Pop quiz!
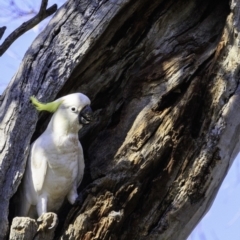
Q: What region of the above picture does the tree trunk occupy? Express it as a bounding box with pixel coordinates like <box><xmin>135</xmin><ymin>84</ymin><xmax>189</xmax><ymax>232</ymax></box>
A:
<box><xmin>1</xmin><ymin>0</ymin><xmax>240</xmax><ymax>239</ymax></box>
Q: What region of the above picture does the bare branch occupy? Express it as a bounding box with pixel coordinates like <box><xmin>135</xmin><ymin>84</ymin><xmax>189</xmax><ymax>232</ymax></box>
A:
<box><xmin>0</xmin><ymin>27</ymin><xmax>6</xmax><ymax>40</ymax></box>
<box><xmin>0</xmin><ymin>0</ymin><xmax>57</xmax><ymax>57</ymax></box>
<box><xmin>39</xmin><ymin>0</ymin><xmax>48</xmax><ymax>14</ymax></box>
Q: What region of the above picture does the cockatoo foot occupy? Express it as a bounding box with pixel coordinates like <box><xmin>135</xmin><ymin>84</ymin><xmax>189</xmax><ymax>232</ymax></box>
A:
<box><xmin>37</xmin><ymin>212</ymin><xmax>58</xmax><ymax>231</ymax></box>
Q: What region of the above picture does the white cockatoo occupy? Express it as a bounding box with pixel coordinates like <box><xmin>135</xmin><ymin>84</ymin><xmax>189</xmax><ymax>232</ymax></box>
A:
<box><xmin>18</xmin><ymin>93</ymin><xmax>93</xmax><ymax>218</ymax></box>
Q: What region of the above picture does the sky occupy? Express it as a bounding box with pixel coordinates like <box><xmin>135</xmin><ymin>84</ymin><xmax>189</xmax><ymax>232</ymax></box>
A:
<box><xmin>0</xmin><ymin>1</ymin><xmax>240</xmax><ymax>239</ymax></box>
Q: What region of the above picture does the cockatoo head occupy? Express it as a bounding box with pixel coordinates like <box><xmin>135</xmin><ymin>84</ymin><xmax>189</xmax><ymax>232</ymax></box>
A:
<box><xmin>30</xmin><ymin>93</ymin><xmax>93</xmax><ymax>133</ymax></box>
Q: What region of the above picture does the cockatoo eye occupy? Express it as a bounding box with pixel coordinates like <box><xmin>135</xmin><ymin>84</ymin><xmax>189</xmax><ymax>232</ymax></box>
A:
<box><xmin>71</xmin><ymin>107</ymin><xmax>77</xmax><ymax>112</ymax></box>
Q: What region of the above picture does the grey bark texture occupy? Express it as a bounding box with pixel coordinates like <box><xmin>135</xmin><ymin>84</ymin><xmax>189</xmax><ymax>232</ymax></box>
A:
<box><xmin>0</xmin><ymin>0</ymin><xmax>240</xmax><ymax>239</ymax></box>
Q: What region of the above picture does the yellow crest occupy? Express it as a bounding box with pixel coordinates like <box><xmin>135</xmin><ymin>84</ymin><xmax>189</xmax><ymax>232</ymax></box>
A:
<box><xmin>30</xmin><ymin>96</ymin><xmax>62</xmax><ymax>113</ymax></box>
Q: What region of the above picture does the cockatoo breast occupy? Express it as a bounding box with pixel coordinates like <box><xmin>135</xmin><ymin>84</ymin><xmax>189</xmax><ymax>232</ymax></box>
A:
<box><xmin>37</xmin><ymin>132</ymin><xmax>82</xmax><ymax>202</ymax></box>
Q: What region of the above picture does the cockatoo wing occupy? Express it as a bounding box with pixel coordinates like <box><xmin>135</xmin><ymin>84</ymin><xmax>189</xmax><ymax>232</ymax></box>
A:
<box><xmin>30</xmin><ymin>138</ymin><xmax>48</xmax><ymax>193</ymax></box>
<box><xmin>77</xmin><ymin>142</ymin><xmax>85</xmax><ymax>186</ymax></box>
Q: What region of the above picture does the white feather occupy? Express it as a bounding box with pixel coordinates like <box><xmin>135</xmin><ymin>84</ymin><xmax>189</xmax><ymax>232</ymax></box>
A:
<box><xmin>18</xmin><ymin>93</ymin><xmax>91</xmax><ymax>217</ymax></box>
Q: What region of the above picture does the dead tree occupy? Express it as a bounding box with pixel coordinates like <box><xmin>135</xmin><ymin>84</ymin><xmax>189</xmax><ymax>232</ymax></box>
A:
<box><xmin>1</xmin><ymin>0</ymin><xmax>240</xmax><ymax>239</ymax></box>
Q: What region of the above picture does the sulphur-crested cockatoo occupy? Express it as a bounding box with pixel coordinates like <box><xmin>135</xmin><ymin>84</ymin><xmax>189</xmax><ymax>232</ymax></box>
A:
<box><xmin>18</xmin><ymin>93</ymin><xmax>93</xmax><ymax>218</ymax></box>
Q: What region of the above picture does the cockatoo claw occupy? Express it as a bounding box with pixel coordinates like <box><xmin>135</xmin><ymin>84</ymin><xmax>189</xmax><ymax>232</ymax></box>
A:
<box><xmin>37</xmin><ymin>212</ymin><xmax>58</xmax><ymax>232</ymax></box>
<box><xmin>48</xmin><ymin>214</ymin><xmax>58</xmax><ymax>229</ymax></box>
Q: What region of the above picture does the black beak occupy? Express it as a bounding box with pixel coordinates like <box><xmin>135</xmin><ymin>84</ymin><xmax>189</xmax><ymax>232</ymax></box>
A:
<box><xmin>79</xmin><ymin>106</ymin><xmax>93</xmax><ymax>125</ymax></box>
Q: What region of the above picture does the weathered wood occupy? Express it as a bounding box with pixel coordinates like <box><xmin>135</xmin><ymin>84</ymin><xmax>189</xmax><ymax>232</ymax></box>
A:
<box><xmin>0</xmin><ymin>0</ymin><xmax>129</xmax><ymax>237</ymax></box>
<box><xmin>9</xmin><ymin>213</ymin><xmax>58</xmax><ymax>240</ymax></box>
<box><xmin>1</xmin><ymin>0</ymin><xmax>240</xmax><ymax>239</ymax></box>
<box><xmin>9</xmin><ymin>217</ymin><xmax>37</xmax><ymax>240</ymax></box>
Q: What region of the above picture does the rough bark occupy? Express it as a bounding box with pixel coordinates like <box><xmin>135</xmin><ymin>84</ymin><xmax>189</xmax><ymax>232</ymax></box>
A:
<box><xmin>9</xmin><ymin>217</ymin><xmax>38</xmax><ymax>240</ymax></box>
<box><xmin>9</xmin><ymin>213</ymin><xmax>58</xmax><ymax>240</ymax></box>
<box><xmin>0</xmin><ymin>0</ymin><xmax>240</xmax><ymax>239</ymax></box>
